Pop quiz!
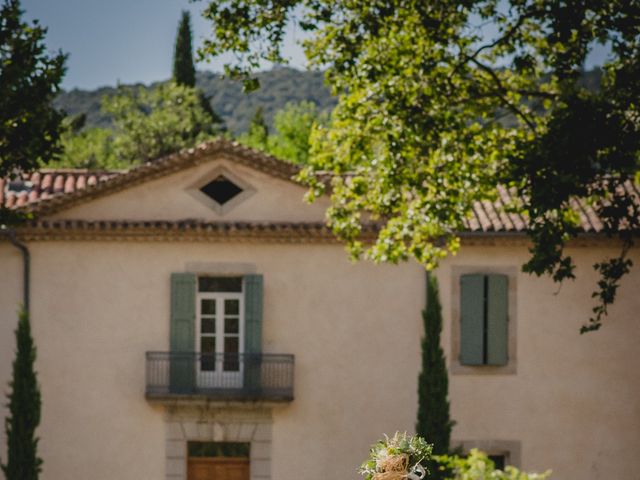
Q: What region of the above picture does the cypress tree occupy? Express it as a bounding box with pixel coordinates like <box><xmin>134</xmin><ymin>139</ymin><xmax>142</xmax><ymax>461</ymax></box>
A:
<box><xmin>173</xmin><ymin>10</ymin><xmax>196</xmax><ymax>87</ymax></box>
<box><xmin>416</xmin><ymin>273</ymin><xmax>453</xmax><ymax>472</ymax></box>
<box><xmin>172</xmin><ymin>11</ymin><xmax>224</xmax><ymax>132</ymax></box>
<box><xmin>2</xmin><ymin>310</ymin><xmax>42</xmax><ymax>480</ymax></box>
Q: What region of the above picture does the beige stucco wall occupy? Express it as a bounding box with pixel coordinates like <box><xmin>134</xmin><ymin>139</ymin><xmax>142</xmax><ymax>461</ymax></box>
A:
<box><xmin>437</xmin><ymin>245</ymin><xmax>640</xmax><ymax>479</ymax></box>
<box><xmin>50</xmin><ymin>155</ymin><xmax>331</xmax><ymax>223</ymax></box>
<box><xmin>0</xmin><ymin>240</ymin><xmax>425</xmax><ymax>480</ymax></box>
<box><xmin>1</xmin><ymin>239</ymin><xmax>638</xmax><ymax>480</ymax></box>
<box><xmin>1</xmin><ymin>157</ymin><xmax>638</xmax><ymax>480</ymax></box>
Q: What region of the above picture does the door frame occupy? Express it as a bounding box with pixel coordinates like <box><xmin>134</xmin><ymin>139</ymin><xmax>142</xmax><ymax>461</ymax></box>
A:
<box><xmin>195</xmin><ymin>292</ymin><xmax>245</xmax><ymax>388</ymax></box>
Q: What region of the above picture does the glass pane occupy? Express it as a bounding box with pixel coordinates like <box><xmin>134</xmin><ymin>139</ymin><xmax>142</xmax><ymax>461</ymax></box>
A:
<box><xmin>224</xmin><ymin>299</ymin><xmax>239</xmax><ymax>315</ymax></box>
<box><xmin>489</xmin><ymin>455</ymin><xmax>506</xmax><ymax>470</ymax></box>
<box><xmin>201</xmin><ymin>317</ymin><xmax>215</xmax><ymax>334</ymax></box>
<box><xmin>201</xmin><ymin>299</ymin><xmax>216</xmax><ymax>315</ymax></box>
<box><xmin>198</xmin><ymin>277</ymin><xmax>242</xmax><ymax>292</ymax></box>
<box><xmin>200</xmin><ymin>337</ymin><xmax>216</xmax><ymax>371</ymax></box>
<box><xmin>224</xmin><ymin>336</ymin><xmax>238</xmax><ymax>354</ymax></box>
<box><xmin>188</xmin><ymin>442</ymin><xmax>250</xmax><ymax>458</ymax></box>
<box><xmin>224</xmin><ymin>317</ymin><xmax>239</xmax><ymax>334</ymax></box>
<box><xmin>223</xmin><ymin>337</ymin><xmax>239</xmax><ymax>371</ymax></box>
<box><xmin>201</xmin><ymin>337</ymin><xmax>216</xmax><ymax>353</ymax></box>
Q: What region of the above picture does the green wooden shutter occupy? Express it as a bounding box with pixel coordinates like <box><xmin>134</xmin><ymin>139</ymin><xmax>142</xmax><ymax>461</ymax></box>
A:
<box><xmin>243</xmin><ymin>274</ymin><xmax>263</xmax><ymax>394</ymax></box>
<box><xmin>170</xmin><ymin>272</ymin><xmax>196</xmax><ymax>393</ymax></box>
<box><xmin>244</xmin><ymin>274</ymin><xmax>264</xmax><ymax>353</ymax></box>
<box><xmin>460</xmin><ymin>274</ymin><xmax>485</xmax><ymax>365</ymax></box>
<box><xmin>486</xmin><ymin>274</ymin><xmax>508</xmax><ymax>365</ymax></box>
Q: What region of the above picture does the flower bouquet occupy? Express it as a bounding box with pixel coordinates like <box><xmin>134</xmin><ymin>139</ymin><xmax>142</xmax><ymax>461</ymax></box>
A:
<box><xmin>360</xmin><ymin>432</ymin><xmax>433</xmax><ymax>480</ymax></box>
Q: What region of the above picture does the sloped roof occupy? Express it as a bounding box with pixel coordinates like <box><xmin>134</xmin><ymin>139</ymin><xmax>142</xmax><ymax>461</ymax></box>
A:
<box><xmin>1</xmin><ymin>139</ymin><xmax>300</xmax><ymax>216</ymax></box>
<box><xmin>2</xmin><ymin>139</ymin><xmax>639</xmax><ymax>234</ymax></box>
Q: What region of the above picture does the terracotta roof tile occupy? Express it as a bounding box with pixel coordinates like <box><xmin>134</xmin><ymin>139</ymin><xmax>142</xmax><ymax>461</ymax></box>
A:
<box><xmin>2</xmin><ymin>139</ymin><xmax>639</xmax><ymax>236</ymax></box>
<box><xmin>1</xmin><ymin>169</ymin><xmax>119</xmax><ymax>212</ymax></box>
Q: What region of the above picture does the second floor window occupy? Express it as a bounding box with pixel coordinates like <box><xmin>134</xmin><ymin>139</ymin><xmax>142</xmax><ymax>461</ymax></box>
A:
<box><xmin>459</xmin><ymin>273</ymin><xmax>508</xmax><ymax>366</ymax></box>
<box><xmin>197</xmin><ymin>277</ymin><xmax>244</xmax><ymax>386</ymax></box>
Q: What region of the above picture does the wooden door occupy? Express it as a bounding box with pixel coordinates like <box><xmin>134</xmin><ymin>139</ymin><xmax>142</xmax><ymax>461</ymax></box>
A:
<box><xmin>188</xmin><ymin>457</ymin><xmax>250</xmax><ymax>480</ymax></box>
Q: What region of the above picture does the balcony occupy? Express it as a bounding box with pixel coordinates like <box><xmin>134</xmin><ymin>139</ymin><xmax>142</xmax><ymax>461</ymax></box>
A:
<box><xmin>145</xmin><ymin>352</ymin><xmax>294</xmax><ymax>402</ymax></box>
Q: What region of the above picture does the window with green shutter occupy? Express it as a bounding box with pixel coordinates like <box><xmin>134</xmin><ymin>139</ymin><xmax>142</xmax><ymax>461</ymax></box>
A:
<box><xmin>170</xmin><ymin>273</ymin><xmax>264</xmax><ymax>392</ymax></box>
<box><xmin>460</xmin><ymin>273</ymin><xmax>508</xmax><ymax>366</ymax></box>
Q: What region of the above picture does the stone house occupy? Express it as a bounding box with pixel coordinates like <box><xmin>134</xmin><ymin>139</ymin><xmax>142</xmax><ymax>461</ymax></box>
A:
<box><xmin>1</xmin><ymin>140</ymin><xmax>638</xmax><ymax>480</ymax></box>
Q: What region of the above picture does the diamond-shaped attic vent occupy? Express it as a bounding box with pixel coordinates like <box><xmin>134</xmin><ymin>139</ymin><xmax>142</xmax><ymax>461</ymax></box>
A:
<box><xmin>200</xmin><ymin>175</ymin><xmax>243</xmax><ymax>205</ymax></box>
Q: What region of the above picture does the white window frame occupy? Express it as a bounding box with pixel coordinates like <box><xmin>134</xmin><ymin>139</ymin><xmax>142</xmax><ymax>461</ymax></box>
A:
<box><xmin>195</xmin><ymin>291</ymin><xmax>245</xmax><ymax>388</ymax></box>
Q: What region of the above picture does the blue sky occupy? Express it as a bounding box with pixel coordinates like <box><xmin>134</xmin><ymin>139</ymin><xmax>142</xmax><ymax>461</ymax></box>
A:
<box><xmin>22</xmin><ymin>1</ymin><xmax>609</xmax><ymax>91</ymax></box>
<box><xmin>22</xmin><ymin>0</ymin><xmax>309</xmax><ymax>90</ymax></box>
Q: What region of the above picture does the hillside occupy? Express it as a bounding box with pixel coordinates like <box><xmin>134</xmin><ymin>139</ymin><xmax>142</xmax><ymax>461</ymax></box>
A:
<box><xmin>53</xmin><ymin>68</ymin><xmax>601</xmax><ymax>135</ymax></box>
<box><xmin>53</xmin><ymin>67</ymin><xmax>337</xmax><ymax>135</ymax></box>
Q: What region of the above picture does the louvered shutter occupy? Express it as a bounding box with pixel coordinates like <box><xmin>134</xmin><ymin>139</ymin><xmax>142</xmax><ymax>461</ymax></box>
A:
<box><xmin>170</xmin><ymin>272</ymin><xmax>196</xmax><ymax>393</ymax></box>
<box><xmin>243</xmin><ymin>274</ymin><xmax>263</xmax><ymax>393</ymax></box>
<box><xmin>486</xmin><ymin>274</ymin><xmax>508</xmax><ymax>365</ymax></box>
<box><xmin>460</xmin><ymin>274</ymin><xmax>485</xmax><ymax>365</ymax></box>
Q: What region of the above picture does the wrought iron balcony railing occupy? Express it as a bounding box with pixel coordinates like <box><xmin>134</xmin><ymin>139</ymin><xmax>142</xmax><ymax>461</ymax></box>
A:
<box><xmin>145</xmin><ymin>352</ymin><xmax>294</xmax><ymax>401</ymax></box>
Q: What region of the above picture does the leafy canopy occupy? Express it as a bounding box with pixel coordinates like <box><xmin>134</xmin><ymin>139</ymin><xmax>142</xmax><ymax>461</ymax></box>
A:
<box><xmin>436</xmin><ymin>449</ymin><xmax>550</xmax><ymax>480</ymax></box>
<box><xmin>238</xmin><ymin>101</ymin><xmax>327</xmax><ymax>164</ymax></box>
<box><xmin>49</xmin><ymin>125</ymin><xmax>121</xmax><ymax>170</ymax></box>
<box><xmin>0</xmin><ymin>0</ymin><xmax>66</xmax><ymax>225</ymax></box>
<box><xmin>101</xmin><ymin>82</ymin><xmax>218</xmax><ymax>165</ymax></box>
<box><xmin>198</xmin><ymin>0</ymin><xmax>640</xmax><ymax>332</ymax></box>
<box><xmin>0</xmin><ymin>0</ymin><xmax>66</xmax><ymax>178</ymax></box>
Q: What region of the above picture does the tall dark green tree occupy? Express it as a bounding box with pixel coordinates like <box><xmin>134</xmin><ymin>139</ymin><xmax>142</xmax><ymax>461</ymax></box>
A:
<box><xmin>1</xmin><ymin>310</ymin><xmax>42</xmax><ymax>480</ymax></box>
<box><xmin>416</xmin><ymin>274</ymin><xmax>453</xmax><ymax>471</ymax></box>
<box><xmin>172</xmin><ymin>10</ymin><xmax>224</xmax><ymax>131</ymax></box>
<box><xmin>0</xmin><ymin>0</ymin><xmax>66</xmax><ymax>179</ymax></box>
<box><xmin>172</xmin><ymin>10</ymin><xmax>196</xmax><ymax>88</ymax></box>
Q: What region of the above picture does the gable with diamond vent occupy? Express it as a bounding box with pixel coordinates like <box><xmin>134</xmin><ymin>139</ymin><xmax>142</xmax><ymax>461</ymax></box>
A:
<box><xmin>44</xmin><ymin>151</ymin><xmax>330</xmax><ymax>224</ymax></box>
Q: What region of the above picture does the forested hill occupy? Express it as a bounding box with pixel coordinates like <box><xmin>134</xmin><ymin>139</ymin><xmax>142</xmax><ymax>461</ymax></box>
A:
<box><xmin>54</xmin><ymin>67</ymin><xmax>601</xmax><ymax>135</ymax></box>
<box><xmin>53</xmin><ymin>67</ymin><xmax>337</xmax><ymax>134</ymax></box>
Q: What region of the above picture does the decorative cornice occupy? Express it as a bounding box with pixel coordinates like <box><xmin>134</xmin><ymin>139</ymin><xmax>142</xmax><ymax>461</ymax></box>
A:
<box><xmin>9</xmin><ymin>219</ymin><xmax>365</xmax><ymax>244</ymax></box>
<box><xmin>3</xmin><ymin>219</ymin><xmax>630</xmax><ymax>248</ymax></box>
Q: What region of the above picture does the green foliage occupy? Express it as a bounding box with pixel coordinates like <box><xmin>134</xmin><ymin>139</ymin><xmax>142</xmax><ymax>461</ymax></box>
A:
<box><xmin>49</xmin><ymin>127</ymin><xmax>124</xmax><ymax>170</ymax></box>
<box><xmin>172</xmin><ymin>11</ymin><xmax>225</xmax><ymax>131</ymax></box>
<box><xmin>417</xmin><ymin>274</ymin><xmax>453</xmax><ymax>478</ymax></box>
<box><xmin>1</xmin><ymin>310</ymin><xmax>42</xmax><ymax>480</ymax></box>
<box><xmin>200</xmin><ymin>0</ymin><xmax>640</xmax><ymax>332</ymax></box>
<box><xmin>436</xmin><ymin>449</ymin><xmax>550</xmax><ymax>480</ymax></box>
<box><xmin>173</xmin><ymin>11</ymin><xmax>196</xmax><ymax>87</ymax></box>
<box><xmin>360</xmin><ymin>432</ymin><xmax>433</xmax><ymax>480</ymax></box>
<box><xmin>0</xmin><ymin>0</ymin><xmax>66</xmax><ymax>178</ymax></box>
<box><xmin>53</xmin><ymin>68</ymin><xmax>337</xmax><ymax>135</ymax></box>
<box><xmin>238</xmin><ymin>101</ymin><xmax>327</xmax><ymax>164</ymax></box>
<box><xmin>102</xmin><ymin>82</ymin><xmax>217</xmax><ymax>164</ymax></box>
<box><xmin>269</xmin><ymin>101</ymin><xmax>327</xmax><ymax>164</ymax></box>
<box><xmin>239</xmin><ymin>106</ymin><xmax>269</xmax><ymax>151</ymax></box>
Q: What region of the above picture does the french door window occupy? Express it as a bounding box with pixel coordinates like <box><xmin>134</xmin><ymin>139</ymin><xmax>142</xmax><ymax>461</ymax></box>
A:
<box><xmin>196</xmin><ymin>277</ymin><xmax>244</xmax><ymax>388</ymax></box>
